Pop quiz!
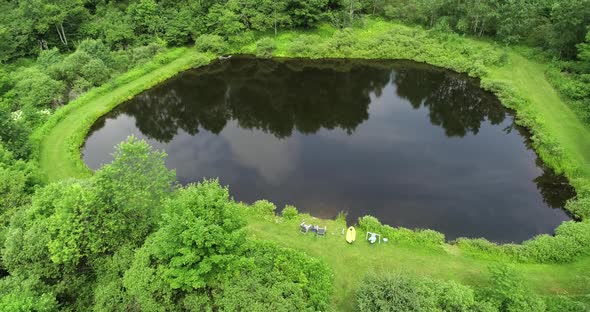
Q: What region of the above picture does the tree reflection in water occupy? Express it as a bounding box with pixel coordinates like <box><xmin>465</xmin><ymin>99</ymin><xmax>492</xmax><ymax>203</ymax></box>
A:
<box><xmin>85</xmin><ymin>58</ymin><xmax>575</xmax><ymax>242</ymax></box>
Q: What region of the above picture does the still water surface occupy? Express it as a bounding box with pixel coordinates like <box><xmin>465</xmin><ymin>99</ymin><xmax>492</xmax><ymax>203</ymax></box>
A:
<box><xmin>83</xmin><ymin>58</ymin><xmax>575</xmax><ymax>242</ymax></box>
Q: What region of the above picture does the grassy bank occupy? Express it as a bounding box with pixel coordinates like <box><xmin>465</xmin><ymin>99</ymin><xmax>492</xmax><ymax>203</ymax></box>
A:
<box><xmin>33</xmin><ymin>19</ymin><xmax>590</xmax><ymax>309</ymax></box>
<box><xmin>243</xmin><ymin>209</ymin><xmax>590</xmax><ymax>311</ymax></box>
<box><xmin>32</xmin><ymin>48</ymin><xmax>214</xmax><ymax>182</ymax></box>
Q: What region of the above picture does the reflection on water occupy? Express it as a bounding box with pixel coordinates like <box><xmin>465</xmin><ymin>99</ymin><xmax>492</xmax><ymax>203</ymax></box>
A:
<box><xmin>83</xmin><ymin>58</ymin><xmax>575</xmax><ymax>242</ymax></box>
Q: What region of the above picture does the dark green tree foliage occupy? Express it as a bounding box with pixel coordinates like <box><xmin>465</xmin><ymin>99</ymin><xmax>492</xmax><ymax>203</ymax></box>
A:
<box><xmin>486</xmin><ymin>264</ymin><xmax>546</xmax><ymax>312</ymax></box>
<box><xmin>3</xmin><ymin>137</ymin><xmax>175</xmax><ymax>308</ymax></box>
<box><xmin>0</xmin><ymin>108</ymin><xmax>32</xmax><ymax>159</ymax></box>
<box><xmin>120</xmin><ymin>179</ymin><xmax>332</xmax><ymax>311</ymax></box>
<box><xmin>214</xmin><ymin>241</ymin><xmax>332</xmax><ymax>311</ymax></box>
<box><xmin>123</xmin><ymin>179</ymin><xmax>246</xmax><ymax>309</ymax></box>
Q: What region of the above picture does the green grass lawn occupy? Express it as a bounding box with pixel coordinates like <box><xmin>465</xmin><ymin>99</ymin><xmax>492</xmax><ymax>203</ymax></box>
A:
<box><xmin>245</xmin><ymin>213</ymin><xmax>590</xmax><ymax>311</ymax></box>
<box><xmin>490</xmin><ymin>52</ymin><xmax>590</xmax><ymax>179</ymax></box>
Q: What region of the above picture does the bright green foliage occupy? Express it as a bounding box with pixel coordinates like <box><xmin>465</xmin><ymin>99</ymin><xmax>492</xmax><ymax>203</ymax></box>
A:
<box><xmin>124</xmin><ymin>180</ymin><xmax>246</xmax><ymax>309</ymax></box>
<box><xmin>486</xmin><ymin>264</ymin><xmax>546</xmax><ymax>312</ymax></box>
<box><xmin>205</xmin><ymin>4</ymin><xmax>245</xmax><ymax>38</ymax></box>
<box><xmin>356</xmin><ymin>273</ymin><xmax>422</xmax><ymax>311</ymax></box>
<box><xmin>281</xmin><ymin>205</ymin><xmax>298</xmax><ymax>220</ymax></box>
<box><xmin>215</xmin><ymin>241</ymin><xmax>333</xmax><ymax>311</ymax></box>
<box><xmin>90</xmin><ymin>246</ymin><xmax>136</xmax><ymax>312</ymax></box>
<box><xmin>250</xmin><ymin>199</ymin><xmax>277</xmax><ymax>216</ymax></box>
<box><xmin>11</xmin><ymin>68</ymin><xmax>64</xmax><ymax>109</ymax></box>
<box><xmin>358</xmin><ymin>215</ymin><xmax>445</xmax><ymax>247</ymax></box>
<box><xmin>567</xmin><ymin>197</ymin><xmax>590</xmax><ymax>219</ymax></box>
<box><xmin>195</xmin><ymin>34</ymin><xmax>229</xmax><ymax>54</ymax></box>
<box><xmin>0</xmin><ymin>108</ymin><xmax>31</xmax><ymax>159</ymax></box>
<box><xmin>255</xmin><ymin>37</ymin><xmax>277</xmax><ymax>58</ymax></box>
<box><xmin>80</xmin><ymin>5</ymin><xmax>135</xmax><ymax>49</ymax></box>
<box><xmin>356</xmin><ymin>273</ymin><xmax>478</xmax><ymax>312</ymax></box>
<box><xmin>0</xmin><ymin>276</ymin><xmax>58</xmax><ymax>312</ymax></box>
<box><xmin>519</xmin><ymin>221</ymin><xmax>590</xmax><ymax>263</ymax></box>
<box><xmin>40</xmin><ymin>137</ymin><xmax>174</xmax><ymax>265</ymax></box>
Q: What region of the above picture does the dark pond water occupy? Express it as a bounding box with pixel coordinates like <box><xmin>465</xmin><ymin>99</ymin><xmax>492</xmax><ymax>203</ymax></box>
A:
<box><xmin>83</xmin><ymin>57</ymin><xmax>575</xmax><ymax>243</ymax></box>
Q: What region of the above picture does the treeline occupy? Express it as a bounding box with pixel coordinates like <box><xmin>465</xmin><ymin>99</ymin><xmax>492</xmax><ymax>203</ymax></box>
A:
<box><xmin>2</xmin><ymin>0</ymin><xmax>590</xmax><ymax>59</ymax></box>
<box><xmin>2</xmin><ymin>0</ymin><xmax>590</xmax><ymax>131</ymax></box>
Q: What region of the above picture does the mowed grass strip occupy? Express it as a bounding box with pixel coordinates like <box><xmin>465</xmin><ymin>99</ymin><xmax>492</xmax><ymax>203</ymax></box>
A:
<box><xmin>491</xmin><ymin>52</ymin><xmax>590</xmax><ymax>178</ymax></box>
<box><xmin>37</xmin><ymin>48</ymin><xmax>213</xmax><ymax>181</ymax></box>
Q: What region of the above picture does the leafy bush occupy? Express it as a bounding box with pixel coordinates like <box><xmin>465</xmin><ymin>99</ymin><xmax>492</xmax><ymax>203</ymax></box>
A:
<box><xmin>215</xmin><ymin>241</ymin><xmax>333</xmax><ymax>311</ymax></box>
<box><xmin>0</xmin><ymin>276</ymin><xmax>58</xmax><ymax>312</ymax></box>
<box><xmin>486</xmin><ymin>264</ymin><xmax>546</xmax><ymax>312</ymax></box>
<box><xmin>544</xmin><ymin>296</ymin><xmax>589</xmax><ymax>312</ymax></box>
<box><xmin>358</xmin><ymin>215</ymin><xmax>445</xmax><ymax>247</ymax></box>
<box><xmin>358</xmin><ymin>215</ymin><xmax>382</xmax><ymax>232</ymax></box>
<box><xmin>281</xmin><ymin>205</ymin><xmax>298</xmax><ymax>220</ymax></box>
<box><xmin>255</xmin><ymin>38</ymin><xmax>276</xmax><ymax>58</ymax></box>
<box><xmin>357</xmin><ymin>273</ymin><xmax>478</xmax><ymax>312</ymax></box>
<box><xmin>11</xmin><ymin>68</ymin><xmax>65</xmax><ymax>109</ymax></box>
<box><xmin>518</xmin><ymin>221</ymin><xmax>590</xmax><ymax>263</ymax></box>
<box><xmin>357</xmin><ymin>273</ymin><xmax>422</xmax><ymax>311</ymax></box>
<box><xmin>195</xmin><ymin>34</ymin><xmax>229</xmax><ymax>54</ymax></box>
<box><xmin>250</xmin><ymin>200</ymin><xmax>277</xmax><ymax>216</ymax></box>
<box><xmin>566</xmin><ymin>197</ymin><xmax>590</xmax><ymax>219</ymax></box>
<box><xmin>0</xmin><ymin>108</ymin><xmax>31</xmax><ymax>159</ymax></box>
<box><xmin>286</xmin><ymin>35</ymin><xmax>324</xmax><ymax>57</ymax></box>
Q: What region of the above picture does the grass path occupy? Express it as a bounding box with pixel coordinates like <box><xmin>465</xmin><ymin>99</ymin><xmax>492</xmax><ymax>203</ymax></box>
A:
<box><xmin>490</xmin><ymin>53</ymin><xmax>590</xmax><ymax>178</ymax></box>
<box><xmin>246</xmin><ymin>215</ymin><xmax>590</xmax><ymax>311</ymax></box>
<box><xmin>37</xmin><ymin>48</ymin><xmax>211</xmax><ymax>182</ymax></box>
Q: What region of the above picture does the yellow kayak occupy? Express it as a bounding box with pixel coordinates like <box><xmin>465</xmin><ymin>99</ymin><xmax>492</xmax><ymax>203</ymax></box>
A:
<box><xmin>346</xmin><ymin>226</ymin><xmax>356</xmax><ymax>244</ymax></box>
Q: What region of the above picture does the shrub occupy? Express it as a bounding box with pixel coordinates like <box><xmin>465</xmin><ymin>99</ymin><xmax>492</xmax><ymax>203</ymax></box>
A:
<box><xmin>357</xmin><ymin>273</ymin><xmax>421</xmax><ymax>312</ymax></box>
<box><xmin>566</xmin><ymin>197</ymin><xmax>590</xmax><ymax>219</ymax></box>
<box><xmin>195</xmin><ymin>34</ymin><xmax>229</xmax><ymax>54</ymax></box>
<box><xmin>518</xmin><ymin>221</ymin><xmax>590</xmax><ymax>263</ymax></box>
<box><xmin>487</xmin><ymin>264</ymin><xmax>546</xmax><ymax>312</ymax></box>
<box><xmin>544</xmin><ymin>296</ymin><xmax>589</xmax><ymax>312</ymax></box>
<box><xmin>281</xmin><ymin>205</ymin><xmax>298</xmax><ymax>220</ymax></box>
<box><xmin>455</xmin><ymin>238</ymin><xmax>508</xmax><ymax>259</ymax></box>
<box><xmin>357</xmin><ymin>273</ymin><xmax>477</xmax><ymax>312</ymax></box>
<box><xmin>287</xmin><ymin>35</ymin><xmax>323</xmax><ymax>57</ymax></box>
<box><xmin>255</xmin><ymin>38</ymin><xmax>276</xmax><ymax>58</ymax></box>
<box><xmin>251</xmin><ymin>200</ymin><xmax>277</xmax><ymax>216</ymax></box>
<box><xmin>218</xmin><ymin>241</ymin><xmax>333</xmax><ymax>311</ymax></box>
<box><xmin>358</xmin><ymin>215</ymin><xmax>382</xmax><ymax>232</ymax></box>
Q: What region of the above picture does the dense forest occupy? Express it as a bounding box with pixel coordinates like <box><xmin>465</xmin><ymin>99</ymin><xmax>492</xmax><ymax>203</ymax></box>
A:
<box><xmin>1</xmin><ymin>0</ymin><xmax>590</xmax><ymax>311</ymax></box>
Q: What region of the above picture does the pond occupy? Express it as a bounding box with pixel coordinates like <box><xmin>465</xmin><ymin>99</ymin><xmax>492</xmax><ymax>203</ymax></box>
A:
<box><xmin>82</xmin><ymin>57</ymin><xmax>575</xmax><ymax>243</ymax></box>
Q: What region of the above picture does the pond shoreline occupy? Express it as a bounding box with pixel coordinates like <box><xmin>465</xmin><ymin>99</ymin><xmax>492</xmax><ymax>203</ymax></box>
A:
<box><xmin>33</xmin><ymin>21</ymin><xmax>590</xmax><ymax>264</ymax></box>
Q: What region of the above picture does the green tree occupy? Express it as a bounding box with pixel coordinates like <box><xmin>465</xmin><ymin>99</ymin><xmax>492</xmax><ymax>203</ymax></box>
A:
<box><xmin>124</xmin><ymin>180</ymin><xmax>246</xmax><ymax>310</ymax></box>
<box><xmin>3</xmin><ymin>137</ymin><xmax>175</xmax><ymax>309</ymax></box>
<box><xmin>127</xmin><ymin>0</ymin><xmax>162</xmax><ymax>42</ymax></box>
<box><xmin>205</xmin><ymin>3</ymin><xmax>245</xmax><ymax>38</ymax></box>
<box><xmin>11</xmin><ymin>68</ymin><xmax>65</xmax><ymax>109</ymax></box>
<box><xmin>578</xmin><ymin>30</ymin><xmax>590</xmax><ymax>62</ymax></box>
<box><xmin>547</xmin><ymin>0</ymin><xmax>590</xmax><ymax>58</ymax></box>
<box><xmin>487</xmin><ymin>264</ymin><xmax>546</xmax><ymax>312</ymax></box>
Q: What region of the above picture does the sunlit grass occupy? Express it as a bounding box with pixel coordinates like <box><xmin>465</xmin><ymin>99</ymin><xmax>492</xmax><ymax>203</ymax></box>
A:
<box><xmin>245</xmin><ymin>212</ymin><xmax>590</xmax><ymax>311</ymax></box>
